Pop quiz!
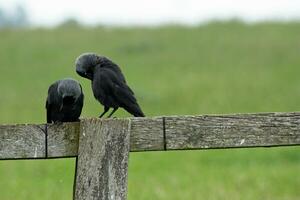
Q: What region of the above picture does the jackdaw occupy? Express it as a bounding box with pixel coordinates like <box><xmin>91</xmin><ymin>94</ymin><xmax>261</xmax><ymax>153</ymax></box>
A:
<box><xmin>46</xmin><ymin>78</ymin><xmax>84</xmax><ymax>123</ymax></box>
<box><xmin>75</xmin><ymin>53</ymin><xmax>144</xmax><ymax>118</ymax></box>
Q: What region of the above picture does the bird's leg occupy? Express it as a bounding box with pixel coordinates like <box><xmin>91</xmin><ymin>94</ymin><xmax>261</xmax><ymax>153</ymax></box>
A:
<box><xmin>107</xmin><ymin>108</ymin><xmax>118</xmax><ymax>118</ymax></box>
<box><xmin>99</xmin><ymin>106</ymin><xmax>109</xmax><ymax>118</ymax></box>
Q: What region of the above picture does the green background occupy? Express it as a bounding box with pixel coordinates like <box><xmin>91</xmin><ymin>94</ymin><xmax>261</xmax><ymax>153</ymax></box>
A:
<box><xmin>0</xmin><ymin>21</ymin><xmax>299</xmax><ymax>199</ymax></box>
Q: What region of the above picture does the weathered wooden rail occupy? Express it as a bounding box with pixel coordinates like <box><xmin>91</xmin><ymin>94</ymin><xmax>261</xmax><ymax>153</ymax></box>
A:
<box><xmin>1</xmin><ymin>112</ymin><xmax>300</xmax><ymax>199</ymax></box>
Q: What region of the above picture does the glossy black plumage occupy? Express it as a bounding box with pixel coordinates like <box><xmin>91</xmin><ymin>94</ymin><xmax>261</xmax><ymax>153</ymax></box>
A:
<box><xmin>46</xmin><ymin>78</ymin><xmax>84</xmax><ymax>123</ymax></box>
<box><xmin>75</xmin><ymin>53</ymin><xmax>144</xmax><ymax>118</ymax></box>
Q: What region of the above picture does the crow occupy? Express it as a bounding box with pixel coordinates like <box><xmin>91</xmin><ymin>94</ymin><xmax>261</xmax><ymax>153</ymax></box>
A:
<box><xmin>75</xmin><ymin>53</ymin><xmax>144</xmax><ymax>118</ymax></box>
<box><xmin>46</xmin><ymin>78</ymin><xmax>84</xmax><ymax>123</ymax></box>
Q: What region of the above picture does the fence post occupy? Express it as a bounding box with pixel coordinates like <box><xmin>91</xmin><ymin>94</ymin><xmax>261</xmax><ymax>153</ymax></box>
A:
<box><xmin>74</xmin><ymin>118</ymin><xmax>131</xmax><ymax>200</ymax></box>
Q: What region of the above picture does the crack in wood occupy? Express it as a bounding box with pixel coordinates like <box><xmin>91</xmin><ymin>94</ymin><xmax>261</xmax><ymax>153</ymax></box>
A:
<box><xmin>35</xmin><ymin>124</ymin><xmax>48</xmax><ymax>158</ymax></box>
<box><xmin>163</xmin><ymin>117</ymin><xmax>167</xmax><ymax>151</ymax></box>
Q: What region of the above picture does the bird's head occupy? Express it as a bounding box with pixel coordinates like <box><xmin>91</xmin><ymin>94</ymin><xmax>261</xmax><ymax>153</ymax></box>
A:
<box><xmin>57</xmin><ymin>78</ymin><xmax>82</xmax><ymax>109</ymax></box>
<box><xmin>75</xmin><ymin>53</ymin><xmax>101</xmax><ymax>80</ymax></box>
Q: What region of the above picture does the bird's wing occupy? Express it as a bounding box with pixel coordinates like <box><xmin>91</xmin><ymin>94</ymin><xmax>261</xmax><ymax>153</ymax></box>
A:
<box><xmin>78</xmin><ymin>84</ymin><xmax>84</xmax><ymax>106</ymax></box>
<box><xmin>99</xmin><ymin>68</ymin><xmax>144</xmax><ymax>117</ymax></box>
<box><xmin>46</xmin><ymin>82</ymin><xmax>59</xmax><ymax>108</ymax></box>
<box><xmin>111</xmin><ymin>79</ymin><xmax>145</xmax><ymax>117</ymax></box>
<box><xmin>113</xmin><ymin>83</ymin><xmax>137</xmax><ymax>105</ymax></box>
<box><xmin>100</xmin><ymin>68</ymin><xmax>137</xmax><ymax>104</ymax></box>
<box><xmin>99</xmin><ymin>58</ymin><xmax>127</xmax><ymax>83</ymax></box>
<box><xmin>98</xmin><ymin>60</ymin><xmax>135</xmax><ymax>94</ymax></box>
<box><xmin>46</xmin><ymin>82</ymin><xmax>60</xmax><ymax>123</ymax></box>
<box><xmin>76</xmin><ymin>90</ymin><xmax>84</xmax><ymax>110</ymax></box>
<box><xmin>46</xmin><ymin>104</ymin><xmax>51</xmax><ymax>123</ymax></box>
<box><xmin>46</xmin><ymin>83</ymin><xmax>55</xmax><ymax>123</ymax></box>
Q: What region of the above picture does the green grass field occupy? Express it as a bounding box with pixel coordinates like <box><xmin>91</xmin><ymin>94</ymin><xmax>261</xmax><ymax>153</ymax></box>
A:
<box><xmin>0</xmin><ymin>21</ymin><xmax>300</xmax><ymax>199</ymax></box>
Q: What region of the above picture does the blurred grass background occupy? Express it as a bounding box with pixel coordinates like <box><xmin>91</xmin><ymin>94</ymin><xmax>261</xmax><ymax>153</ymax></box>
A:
<box><xmin>0</xmin><ymin>21</ymin><xmax>300</xmax><ymax>199</ymax></box>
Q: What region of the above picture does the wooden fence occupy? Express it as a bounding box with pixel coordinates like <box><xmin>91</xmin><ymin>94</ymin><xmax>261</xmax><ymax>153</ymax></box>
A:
<box><xmin>0</xmin><ymin>112</ymin><xmax>300</xmax><ymax>199</ymax></box>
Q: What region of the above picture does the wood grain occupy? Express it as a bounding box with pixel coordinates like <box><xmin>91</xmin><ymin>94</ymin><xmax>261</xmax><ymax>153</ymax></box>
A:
<box><xmin>165</xmin><ymin>112</ymin><xmax>300</xmax><ymax>150</ymax></box>
<box><xmin>1</xmin><ymin>112</ymin><xmax>300</xmax><ymax>160</ymax></box>
<box><xmin>74</xmin><ymin>118</ymin><xmax>130</xmax><ymax>200</ymax></box>
<box><xmin>0</xmin><ymin>124</ymin><xmax>46</xmax><ymax>159</ymax></box>
<box><xmin>130</xmin><ymin>117</ymin><xmax>164</xmax><ymax>151</ymax></box>
<box><xmin>47</xmin><ymin>122</ymin><xmax>80</xmax><ymax>158</ymax></box>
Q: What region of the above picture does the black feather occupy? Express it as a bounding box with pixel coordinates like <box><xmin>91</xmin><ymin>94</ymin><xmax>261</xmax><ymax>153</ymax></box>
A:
<box><xmin>76</xmin><ymin>53</ymin><xmax>144</xmax><ymax>118</ymax></box>
<box><xmin>46</xmin><ymin>78</ymin><xmax>84</xmax><ymax>123</ymax></box>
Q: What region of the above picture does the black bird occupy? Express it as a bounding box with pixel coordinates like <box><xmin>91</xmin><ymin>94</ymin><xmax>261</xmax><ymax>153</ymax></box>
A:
<box><xmin>46</xmin><ymin>78</ymin><xmax>84</xmax><ymax>123</ymax></box>
<box><xmin>75</xmin><ymin>53</ymin><xmax>145</xmax><ymax>118</ymax></box>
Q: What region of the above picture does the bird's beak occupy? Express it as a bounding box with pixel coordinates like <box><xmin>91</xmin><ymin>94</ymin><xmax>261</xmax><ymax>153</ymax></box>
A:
<box><xmin>76</xmin><ymin>70</ymin><xmax>92</xmax><ymax>80</ymax></box>
<box><xmin>76</xmin><ymin>70</ymin><xmax>86</xmax><ymax>77</ymax></box>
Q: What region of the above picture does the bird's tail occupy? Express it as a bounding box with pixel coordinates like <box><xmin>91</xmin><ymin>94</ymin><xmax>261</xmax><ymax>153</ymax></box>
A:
<box><xmin>125</xmin><ymin>103</ymin><xmax>145</xmax><ymax>117</ymax></box>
